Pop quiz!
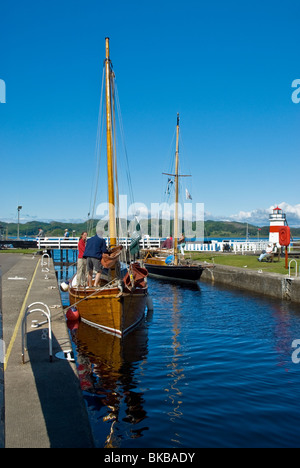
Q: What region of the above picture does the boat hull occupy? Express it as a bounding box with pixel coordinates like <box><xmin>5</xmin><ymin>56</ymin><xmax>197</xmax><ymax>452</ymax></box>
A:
<box><xmin>144</xmin><ymin>263</ymin><xmax>203</xmax><ymax>282</ymax></box>
<box><xmin>69</xmin><ymin>286</ymin><xmax>148</xmax><ymax>337</ymax></box>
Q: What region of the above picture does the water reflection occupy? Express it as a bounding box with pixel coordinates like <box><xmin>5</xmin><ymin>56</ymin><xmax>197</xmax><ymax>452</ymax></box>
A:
<box><xmin>71</xmin><ymin>320</ymin><xmax>149</xmax><ymax>447</ymax></box>
<box><xmin>165</xmin><ymin>284</ymin><xmax>184</xmax><ymax>425</ymax></box>
<box><xmin>60</xmin><ymin>265</ymin><xmax>300</xmax><ymax>448</ymax></box>
<box><xmin>270</xmin><ymin>300</ymin><xmax>300</xmax><ymax>369</ymax></box>
<box><xmin>152</xmin><ymin>280</ymin><xmax>201</xmax><ymax>446</ymax></box>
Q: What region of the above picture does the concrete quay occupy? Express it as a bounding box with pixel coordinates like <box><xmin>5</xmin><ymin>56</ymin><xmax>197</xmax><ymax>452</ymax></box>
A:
<box><xmin>201</xmin><ymin>263</ymin><xmax>300</xmax><ymax>303</ymax></box>
<box><xmin>0</xmin><ymin>253</ymin><xmax>94</xmax><ymax>448</ymax></box>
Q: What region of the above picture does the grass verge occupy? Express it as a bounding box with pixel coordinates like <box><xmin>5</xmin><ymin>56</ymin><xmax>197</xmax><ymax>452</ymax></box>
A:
<box><xmin>190</xmin><ymin>252</ymin><xmax>297</xmax><ymax>275</ymax></box>
<box><xmin>0</xmin><ymin>249</ymin><xmax>40</xmax><ymax>255</ymax></box>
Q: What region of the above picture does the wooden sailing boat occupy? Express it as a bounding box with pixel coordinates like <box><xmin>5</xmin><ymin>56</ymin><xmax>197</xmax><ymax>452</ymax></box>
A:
<box><xmin>69</xmin><ymin>38</ymin><xmax>148</xmax><ymax>337</ymax></box>
<box><xmin>143</xmin><ymin>114</ymin><xmax>204</xmax><ymax>282</ymax></box>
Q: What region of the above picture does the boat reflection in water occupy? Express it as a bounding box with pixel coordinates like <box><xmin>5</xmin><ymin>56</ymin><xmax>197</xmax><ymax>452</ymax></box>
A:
<box><xmin>65</xmin><ymin>273</ymin><xmax>300</xmax><ymax>448</ymax></box>
<box><xmin>70</xmin><ymin>316</ymin><xmax>151</xmax><ymax>447</ymax></box>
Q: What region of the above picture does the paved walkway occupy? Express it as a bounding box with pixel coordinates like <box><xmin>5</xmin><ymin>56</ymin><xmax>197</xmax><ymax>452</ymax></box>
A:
<box><xmin>0</xmin><ymin>253</ymin><xmax>94</xmax><ymax>448</ymax></box>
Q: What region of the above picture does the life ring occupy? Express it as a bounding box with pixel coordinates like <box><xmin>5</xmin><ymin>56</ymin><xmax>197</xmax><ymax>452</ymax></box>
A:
<box><xmin>279</xmin><ymin>226</ymin><xmax>291</xmax><ymax>247</ymax></box>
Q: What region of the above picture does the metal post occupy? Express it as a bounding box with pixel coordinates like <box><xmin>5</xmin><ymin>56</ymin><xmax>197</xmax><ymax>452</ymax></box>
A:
<box><xmin>17</xmin><ymin>205</ymin><xmax>22</xmax><ymax>240</ymax></box>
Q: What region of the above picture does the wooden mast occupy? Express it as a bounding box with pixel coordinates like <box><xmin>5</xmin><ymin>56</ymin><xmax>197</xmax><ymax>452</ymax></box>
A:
<box><xmin>174</xmin><ymin>113</ymin><xmax>180</xmax><ymax>265</ymax></box>
<box><xmin>105</xmin><ymin>37</ymin><xmax>117</xmax><ymax>248</ymax></box>
<box><xmin>162</xmin><ymin>114</ymin><xmax>191</xmax><ymax>265</ymax></box>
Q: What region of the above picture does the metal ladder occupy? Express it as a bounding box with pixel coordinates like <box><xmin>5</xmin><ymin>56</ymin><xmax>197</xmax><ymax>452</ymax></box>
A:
<box><xmin>289</xmin><ymin>259</ymin><xmax>298</xmax><ymax>278</ymax></box>
<box><xmin>21</xmin><ymin>302</ymin><xmax>52</xmax><ymax>364</ymax></box>
<box><xmin>41</xmin><ymin>252</ymin><xmax>50</xmax><ymax>279</ymax></box>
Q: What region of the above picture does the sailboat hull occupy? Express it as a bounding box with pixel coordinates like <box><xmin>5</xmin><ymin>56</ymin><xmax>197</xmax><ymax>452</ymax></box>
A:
<box><xmin>144</xmin><ymin>262</ymin><xmax>203</xmax><ymax>282</ymax></box>
<box><xmin>69</xmin><ymin>286</ymin><xmax>148</xmax><ymax>337</ymax></box>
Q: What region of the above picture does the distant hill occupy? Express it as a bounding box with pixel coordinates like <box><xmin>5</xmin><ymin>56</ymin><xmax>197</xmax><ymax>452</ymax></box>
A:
<box><xmin>0</xmin><ymin>220</ymin><xmax>89</xmax><ymax>238</ymax></box>
<box><xmin>205</xmin><ymin>220</ymin><xmax>300</xmax><ymax>238</ymax></box>
<box><xmin>204</xmin><ymin>220</ymin><xmax>268</xmax><ymax>238</ymax></box>
<box><xmin>1</xmin><ymin>219</ymin><xmax>300</xmax><ymax>239</ymax></box>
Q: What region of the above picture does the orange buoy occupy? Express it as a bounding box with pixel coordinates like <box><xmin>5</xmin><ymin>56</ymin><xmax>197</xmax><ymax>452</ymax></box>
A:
<box><xmin>66</xmin><ymin>306</ymin><xmax>80</xmax><ymax>322</ymax></box>
<box><xmin>67</xmin><ymin>320</ymin><xmax>79</xmax><ymax>331</ymax></box>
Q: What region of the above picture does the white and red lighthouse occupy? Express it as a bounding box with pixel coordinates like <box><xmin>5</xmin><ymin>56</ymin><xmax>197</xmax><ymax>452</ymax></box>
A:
<box><xmin>269</xmin><ymin>206</ymin><xmax>286</xmax><ymax>244</ymax></box>
<box><xmin>269</xmin><ymin>206</ymin><xmax>291</xmax><ymax>267</ymax></box>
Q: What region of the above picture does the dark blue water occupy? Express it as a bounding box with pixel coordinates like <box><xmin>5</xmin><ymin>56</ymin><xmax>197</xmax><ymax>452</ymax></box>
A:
<box><xmin>56</xmin><ymin>254</ymin><xmax>300</xmax><ymax>448</ymax></box>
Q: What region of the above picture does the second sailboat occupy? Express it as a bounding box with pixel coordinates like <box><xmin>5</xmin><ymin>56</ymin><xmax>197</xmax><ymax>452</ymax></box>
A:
<box><xmin>143</xmin><ymin>114</ymin><xmax>204</xmax><ymax>282</ymax></box>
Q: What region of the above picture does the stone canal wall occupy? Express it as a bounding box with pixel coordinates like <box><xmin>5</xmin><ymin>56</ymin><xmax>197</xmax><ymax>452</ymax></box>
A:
<box><xmin>201</xmin><ymin>264</ymin><xmax>300</xmax><ymax>304</ymax></box>
<box><xmin>0</xmin><ymin>253</ymin><xmax>94</xmax><ymax>448</ymax></box>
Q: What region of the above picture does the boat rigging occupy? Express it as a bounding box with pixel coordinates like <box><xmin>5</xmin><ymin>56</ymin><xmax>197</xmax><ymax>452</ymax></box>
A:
<box><xmin>142</xmin><ymin>113</ymin><xmax>206</xmax><ymax>282</ymax></box>
<box><xmin>68</xmin><ymin>38</ymin><xmax>149</xmax><ymax>337</ymax></box>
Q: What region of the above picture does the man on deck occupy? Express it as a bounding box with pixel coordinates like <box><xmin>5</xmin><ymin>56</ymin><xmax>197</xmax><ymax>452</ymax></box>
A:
<box><xmin>83</xmin><ymin>229</ymin><xmax>108</xmax><ymax>287</ymax></box>
<box><xmin>161</xmin><ymin>236</ymin><xmax>173</xmax><ymax>249</ymax></box>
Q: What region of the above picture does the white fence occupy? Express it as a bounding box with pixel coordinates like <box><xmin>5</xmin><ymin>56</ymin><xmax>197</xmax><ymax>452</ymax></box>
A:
<box><xmin>36</xmin><ymin>237</ymin><xmax>161</xmax><ymax>250</ymax></box>
<box><xmin>185</xmin><ymin>240</ymin><xmax>270</xmax><ymax>254</ymax></box>
<box><xmin>36</xmin><ymin>237</ymin><xmax>270</xmax><ymax>254</ymax></box>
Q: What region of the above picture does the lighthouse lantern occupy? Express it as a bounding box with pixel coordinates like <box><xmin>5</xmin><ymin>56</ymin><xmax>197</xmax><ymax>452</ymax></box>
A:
<box><xmin>269</xmin><ymin>206</ymin><xmax>286</xmax><ymax>244</ymax></box>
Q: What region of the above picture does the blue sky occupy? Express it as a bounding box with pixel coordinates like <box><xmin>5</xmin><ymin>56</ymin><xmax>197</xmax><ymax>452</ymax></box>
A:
<box><xmin>1</xmin><ymin>0</ymin><xmax>300</xmax><ymax>226</ymax></box>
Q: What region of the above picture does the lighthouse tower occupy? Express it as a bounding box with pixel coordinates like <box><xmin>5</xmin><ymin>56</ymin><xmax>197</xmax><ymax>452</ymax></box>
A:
<box><xmin>269</xmin><ymin>206</ymin><xmax>291</xmax><ymax>269</ymax></box>
<box><xmin>269</xmin><ymin>206</ymin><xmax>286</xmax><ymax>244</ymax></box>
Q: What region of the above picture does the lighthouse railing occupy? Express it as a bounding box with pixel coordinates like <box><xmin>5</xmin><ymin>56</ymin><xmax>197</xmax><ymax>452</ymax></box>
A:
<box><xmin>269</xmin><ymin>213</ymin><xmax>286</xmax><ymax>221</ymax></box>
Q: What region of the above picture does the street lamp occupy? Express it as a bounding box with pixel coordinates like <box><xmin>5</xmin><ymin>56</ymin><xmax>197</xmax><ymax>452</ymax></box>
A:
<box><xmin>17</xmin><ymin>206</ymin><xmax>22</xmax><ymax>239</ymax></box>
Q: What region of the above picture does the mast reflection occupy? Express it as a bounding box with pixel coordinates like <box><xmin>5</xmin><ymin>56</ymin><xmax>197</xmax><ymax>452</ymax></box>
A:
<box><xmin>71</xmin><ymin>320</ymin><xmax>149</xmax><ymax>447</ymax></box>
<box><xmin>166</xmin><ymin>285</ymin><xmax>184</xmax><ymax>423</ymax></box>
<box><xmin>161</xmin><ymin>281</ymin><xmax>200</xmax><ymax>444</ymax></box>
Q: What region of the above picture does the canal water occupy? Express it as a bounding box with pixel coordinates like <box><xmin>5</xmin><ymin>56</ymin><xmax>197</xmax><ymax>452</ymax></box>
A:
<box><xmin>55</xmin><ymin>255</ymin><xmax>300</xmax><ymax>448</ymax></box>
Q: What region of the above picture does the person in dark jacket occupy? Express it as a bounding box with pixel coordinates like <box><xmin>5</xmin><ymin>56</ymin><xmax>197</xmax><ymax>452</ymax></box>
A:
<box><xmin>84</xmin><ymin>230</ymin><xmax>108</xmax><ymax>287</ymax></box>
<box><xmin>161</xmin><ymin>236</ymin><xmax>173</xmax><ymax>249</ymax></box>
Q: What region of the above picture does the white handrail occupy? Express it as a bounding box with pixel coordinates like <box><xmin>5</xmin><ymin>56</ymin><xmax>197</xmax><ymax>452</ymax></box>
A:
<box><xmin>37</xmin><ymin>237</ymin><xmax>161</xmax><ymax>250</ymax></box>
<box><xmin>289</xmin><ymin>259</ymin><xmax>298</xmax><ymax>278</ymax></box>
<box><xmin>21</xmin><ymin>302</ymin><xmax>52</xmax><ymax>364</ymax></box>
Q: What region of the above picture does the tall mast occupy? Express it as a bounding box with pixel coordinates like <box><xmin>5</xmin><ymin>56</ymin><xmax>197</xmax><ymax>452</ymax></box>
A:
<box><xmin>174</xmin><ymin>113</ymin><xmax>180</xmax><ymax>265</ymax></box>
<box><xmin>105</xmin><ymin>37</ymin><xmax>117</xmax><ymax>247</ymax></box>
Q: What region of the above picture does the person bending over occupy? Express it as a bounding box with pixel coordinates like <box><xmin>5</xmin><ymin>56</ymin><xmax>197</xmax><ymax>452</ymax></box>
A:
<box><xmin>83</xmin><ymin>229</ymin><xmax>108</xmax><ymax>287</ymax></box>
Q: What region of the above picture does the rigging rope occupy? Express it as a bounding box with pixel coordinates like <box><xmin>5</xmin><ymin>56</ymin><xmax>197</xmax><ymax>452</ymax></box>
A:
<box><xmin>88</xmin><ymin>65</ymin><xmax>105</xmax><ymax>235</ymax></box>
<box><xmin>111</xmin><ymin>71</ymin><xmax>120</xmax><ymax>239</ymax></box>
<box><xmin>70</xmin><ymin>278</ymin><xmax>119</xmax><ymax>309</ymax></box>
<box><xmin>87</xmin><ymin>58</ymin><xmax>141</xmax><ymax>265</ymax></box>
<box><xmin>114</xmin><ymin>82</ymin><xmax>135</xmax><ymax>210</ymax></box>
